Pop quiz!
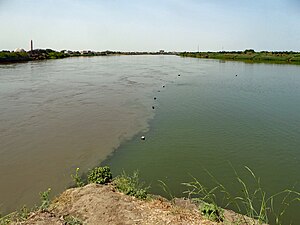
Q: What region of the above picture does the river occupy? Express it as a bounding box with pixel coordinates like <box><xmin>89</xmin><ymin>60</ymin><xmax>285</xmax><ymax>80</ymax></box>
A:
<box><xmin>0</xmin><ymin>56</ymin><xmax>299</xmax><ymax>223</ymax></box>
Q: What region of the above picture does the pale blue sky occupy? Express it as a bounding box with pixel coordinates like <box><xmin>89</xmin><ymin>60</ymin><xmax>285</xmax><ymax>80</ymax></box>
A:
<box><xmin>0</xmin><ymin>0</ymin><xmax>299</xmax><ymax>51</ymax></box>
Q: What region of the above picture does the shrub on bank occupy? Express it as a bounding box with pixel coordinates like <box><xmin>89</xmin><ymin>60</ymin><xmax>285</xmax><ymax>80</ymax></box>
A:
<box><xmin>0</xmin><ymin>51</ymin><xmax>30</xmax><ymax>62</ymax></box>
<box><xmin>87</xmin><ymin>166</ymin><xmax>112</xmax><ymax>184</ymax></box>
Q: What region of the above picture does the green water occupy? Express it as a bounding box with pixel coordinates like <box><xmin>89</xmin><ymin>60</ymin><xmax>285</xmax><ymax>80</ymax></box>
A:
<box><xmin>104</xmin><ymin>58</ymin><xmax>300</xmax><ymax>223</ymax></box>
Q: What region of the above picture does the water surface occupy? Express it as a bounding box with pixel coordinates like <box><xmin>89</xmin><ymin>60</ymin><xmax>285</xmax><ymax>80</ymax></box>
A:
<box><xmin>0</xmin><ymin>56</ymin><xmax>177</xmax><ymax>213</ymax></box>
<box><xmin>104</xmin><ymin>57</ymin><xmax>300</xmax><ymax>223</ymax></box>
<box><xmin>0</xmin><ymin>56</ymin><xmax>299</xmax><ymax>224</ymax></box>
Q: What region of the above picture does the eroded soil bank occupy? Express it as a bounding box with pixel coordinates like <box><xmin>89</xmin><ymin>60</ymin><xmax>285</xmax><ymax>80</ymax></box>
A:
<box><xmin>12</xmin><ymin>184</ymin><xmax>261</xmax><ymax>225</ymax></box>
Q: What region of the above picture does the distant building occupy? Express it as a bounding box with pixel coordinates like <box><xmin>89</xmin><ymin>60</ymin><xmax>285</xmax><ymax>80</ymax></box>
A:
<box><xmin>14</xmin><ymin>48</ymin><xmax>26</xmax><ymax>53</ymax></box>
<box><xmin>80</xmin><ymin>50</ymin><xmax>94</xmax><ymax>55</ymax></box>
<box><xmin>80</xmin><ymin>50</ymin><xmax>89</xmax><ymax>55</ymax></box>
<box><xmin>63</xmin><ymin>50</ymin><xmax>73</xmax><ymax>54</ymax></box>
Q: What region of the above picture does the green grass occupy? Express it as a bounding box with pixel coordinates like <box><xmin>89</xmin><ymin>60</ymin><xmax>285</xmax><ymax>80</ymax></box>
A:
<box><xmin>201</xmin><ymin>202</ymin><xmax>224</xmax><ymax>222</ymax></box>
<box><xmin>63</xmin><ymin>215</ymin><xmax>83</xmax><ymax>225</ymax></box>
<box><xmin>2</xmin><ymin>165</ymin><xmax>298</xmax><ymax>224</ymax></box>
<box><xmin>0</xmin><ymin>205</ymin><xmax>30</xmax><ymax>225</ymax></box>
<box><xmin>48</xmin><ymin>51</ymin><xmax>69</xmax><ymax>59</ymax></box>
<box><xmin>180</xmin><ymin>166</ymin><xmax>300</xmax><ymax>224</ymax></box>
<box><xmin>71</xmin><ymin>168</ymin><xmax>85</xmax><ymax>187</ymax></box>
<box><xmin>0</xmin><ymin>187</ymin><xmax>52</xmax><ymax>224</ymax></box>
<box><xmin>290</xmin><ymin>56</ymin><xmax>300</xmax><ymax>62</ymax></box>
<box><xmin>39</xmin><ymin>188</ymin><xmax>51</xmax><ymax>212</ymax></box>
<box><xmin>179</xmin><ymin>51</ymin><xmax>300</xmax><ymax>65</ymax></box>
<box><xmin>113</xmin><ymin>170</ymin><xmax>149</xmax><ymax>200</ymax></box>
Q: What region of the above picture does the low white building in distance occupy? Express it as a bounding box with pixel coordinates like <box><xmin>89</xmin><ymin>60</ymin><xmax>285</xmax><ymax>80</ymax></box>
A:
<box><xmin>14</xmin><ymin>48</ymin><xmax>26</xmax><ymax>53</ymax></box>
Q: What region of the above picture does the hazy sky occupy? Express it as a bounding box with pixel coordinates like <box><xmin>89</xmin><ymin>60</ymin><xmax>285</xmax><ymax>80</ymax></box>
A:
<box><xmin>0</xmin><ymin>0</ymin><xmax>299</xmax><ymax>51</ymax></box>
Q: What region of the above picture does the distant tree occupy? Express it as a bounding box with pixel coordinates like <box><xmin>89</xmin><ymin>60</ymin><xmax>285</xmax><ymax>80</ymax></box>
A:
<box><xmin>244</xmin><ymin>49</ymin><xmax>255</xmax><ymax>54</ymax></box>
<box><xmin>46</xmin><ymin>49</ymin><xmax>55</xmax><ymax>53</ymax></box>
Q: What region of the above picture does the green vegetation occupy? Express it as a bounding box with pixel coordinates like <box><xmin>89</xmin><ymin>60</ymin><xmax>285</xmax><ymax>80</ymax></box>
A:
<box><xmin>181</xmin><ymin>166</ymin><xmax>300</xmax><ymax>224</ymax></box>
<box><xmin>0</xmin><ymin>205</ymin><xmax>30</xmax><ymax>224</ymax></box>
<box><xmin>0</xmin><ymin>51</ymin><xmax>30</xmax><ymax>62</ymax></box>
<box><xmin>87</xmin><ymin>166</ymin><xmax>112</xmax><ymax>184</ymax></box>
<box><xmin>63</xmin><ymin>215</ymin><xmax>83</xmax><ymax>225</ymax></box>
<box><xmin>0</xmin><ymin>49</ymin><xmax>71</xmax><ymax>63</ymax></box>
<box><xmin>2</xmin><ymin>165</ymin><xmax>299</xmax><ymax>224</ymax></box>
<box><xmin>0</xmin><ymin>213</ymin><xmax>13</xmax><ymax>225</ymax></box>
<box><xmin>39</xmin><ymin>188</ymin><xmax>51</xmax><ymax>211</ymax></box>
<box><xmin>179</xmin><ymin>50</ymin><xmax>300</xmax><ymax>64</ymax></box>
<box><xmin>72</xmin><ymin>167</ymin><xmax>149</xmax><ymax>199</ymax></box>
<box><xmin>158</xmin><ymin>180</ymin><xmax>175</xmax><ymax>200</ymax></box>
<box><xmin>48</xmin><ymin>51</ymin><xmax>69</xmax><ymax>59</ymax></box>
<box><xmin>201</xmin><ymin>203</ymin><xmax>224</xmax><ymax>222</ymax></box>
<box><xmin>0</xmin><ymin>214</ymin><xmax>11</xmax><ymax>225</ymax></box>
<box><xmin>113</xmin><ymin>170</ymin><xmax>149</xmax><ymax>200</ymax></box>
<box><xmin>71</xmin><ymin>167</ymin><xmax>85</xmax><ymax>187</ymax></box>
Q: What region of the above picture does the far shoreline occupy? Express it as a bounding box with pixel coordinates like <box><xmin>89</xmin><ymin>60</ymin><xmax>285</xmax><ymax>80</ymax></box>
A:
<box><xmin>2</xmin><ymin>49</ymin><xmax>300</xmax><ymax>65</ymax></box>
<box><xmin>179</xmin><ymin>50</ymin><xmax>300</xmax><ymax>65</ymax></box>
<box><xmin>0</xmin><ymin>49</ymin><xmax>177</xmax><ymax>64</ymax></box>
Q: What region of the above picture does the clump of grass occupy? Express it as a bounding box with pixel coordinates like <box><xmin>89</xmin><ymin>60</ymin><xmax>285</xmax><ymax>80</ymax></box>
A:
<box><xmin>63</xmin><ymin>215</ymin><xmax>83</xmax><ymax>225</ymax></box>
<box><xmin>0</xmin><ymin>205</ymin><xmax>30</xmax><ymax>224</ymax></box>
<box><xmin>158</xmin><ymin>180</ymin><xmax>175</xmax><ymax>200</ymax></box>
<box><xmin>113</xmin><ymin>170</ymin><xmax>149</xmax><ymax>200</ymax></box>
<box><xmin>182</xmin><ymin>166</ymin><xmax>300</xmax><ymax>224</ymax></box>
<box><xmin>201</xmin><ymin>202</ymin><xmax>224</xmax><ymax>222</ymax></box>
<box><xmin>71</xmin><ymin>168</ymin><xmax>85</xmax><ymax>187</ymax></box>
<box><xmin>87</xmin><ymin>166</ymin><xmax>112</xmax><ymax>184</ymax></box>
<box><xmin>18</xmin><ymin>205</ymin><xmax>30</xmax><ymax>221</ymax></box>
<box><xmin>39</xmin><ymin>188</ymin><xmax>51</xmax><ymax>211</ymax></box>
<box><xmin>182</xmin><ymin>174</ymin><xmax>226</xmax><ymax>222</ymax></box>
<box><xmin>0</xmin><ymin>214</ymin><xmax>12</xmax><ymax>225</ymax></box>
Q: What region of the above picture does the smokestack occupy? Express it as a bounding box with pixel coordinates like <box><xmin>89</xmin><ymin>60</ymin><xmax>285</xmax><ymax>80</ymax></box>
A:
<box><xmin>30</xmin><ymin>40</ymin><xmax>33</xmax><ymax>51</ymax></box>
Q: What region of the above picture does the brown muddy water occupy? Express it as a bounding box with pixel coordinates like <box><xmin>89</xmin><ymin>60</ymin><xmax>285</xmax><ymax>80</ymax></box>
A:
<box><xmin>0</xmin><ymin>55</ymin><xmax>177</xmax><ymax>214</ymax></box>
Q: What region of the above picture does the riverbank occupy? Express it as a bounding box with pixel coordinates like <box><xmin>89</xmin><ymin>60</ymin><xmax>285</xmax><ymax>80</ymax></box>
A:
<box><xmin>0</xmin><ymin>50</ymin><xmax>69</xmax><ymax>63</ymax></box>
<box><xmin>0</xmin><ymin>49</ymin><xmax>176</xmax><ymax>63</ymax></box>
<box><xmin>4</xmin><ymin>181</ymin><xmax>261</xmax><ymax>224</ymax></box>
<box><xmin>2</xmin><ymin>164</ymin><xmax>298</xmax><ymax>224</ymax></box>
<box><xmin>179</xmin><ymin>50</ymin><xmax>300</xmax><ymax>64</ymax></box>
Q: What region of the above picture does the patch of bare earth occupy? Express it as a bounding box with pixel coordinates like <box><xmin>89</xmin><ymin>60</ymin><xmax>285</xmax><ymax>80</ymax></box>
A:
<box><xmin>14</xmin><ymin>184</ymin><xmax>262</xmax><ymax>225</ymax></box>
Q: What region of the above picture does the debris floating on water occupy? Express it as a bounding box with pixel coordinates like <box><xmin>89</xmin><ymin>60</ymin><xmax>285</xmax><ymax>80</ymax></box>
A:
<box><xmin>235</xmin><ymin>74</ymin><xmax>238</xmax><ymax>77</ymax></box>
<box><xmin>162</xmin><ymin>85</ymin><xmax>165</xmax><ymax>88</ymax></box>
<box><xmin>152</xmin><ymin>106</ymin><xmax>155</xmax><ymax>109</ymax></box>
<box><xmin>178</xmin><ymin>74</ymin><xmax>181</xmax><ymax>76</ymax></box>
<box><xmin>154</xmin><ymin>97</ymin><xmax>157</xmax><ymax>100</ymax></box>
<box><xmin>140</xmin><ymin>136</ymin><xmax>145</xmax><ymax>140</ymax></box>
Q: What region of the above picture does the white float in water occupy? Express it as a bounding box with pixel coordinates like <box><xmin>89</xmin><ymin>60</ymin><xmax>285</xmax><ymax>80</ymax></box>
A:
<box><xmin>141</xmin><ymin>136</ymin><xmax>145</xmax><ymax>140</ymax></box>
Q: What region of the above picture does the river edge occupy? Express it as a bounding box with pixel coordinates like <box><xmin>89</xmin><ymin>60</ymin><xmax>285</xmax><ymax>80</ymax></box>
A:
<box><xmin>4</xmin><ymin>183</ymin><xmax>263</xmax><ymax>225</ymax></box>
<box><xmin>179</xmin><ymin>51</ymin><xmax>300</xmax><ymax>65</ymax></box>
<box><xmin>0</xmin><ymin>50</ymin><xmax>176</xmax><ymax>64</ymax></box>
<box><xmin>3</xmin><ymin>50</ymin><xmax>300</xmax><ymax>66</ymax></box>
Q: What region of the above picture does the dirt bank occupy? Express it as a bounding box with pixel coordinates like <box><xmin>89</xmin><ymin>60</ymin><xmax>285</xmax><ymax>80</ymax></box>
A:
<box><xmin>11</xmin><ymin>183</ymin><xmax>261</xmax><ymax>225</ymax></box>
